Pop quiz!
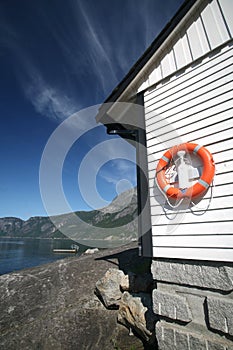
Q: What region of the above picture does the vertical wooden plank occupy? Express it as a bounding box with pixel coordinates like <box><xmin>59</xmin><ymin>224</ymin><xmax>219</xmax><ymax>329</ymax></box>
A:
<box><xmin>187</xmin><ymin>18</ymin><xmax>210</xmax><ymax>59</ymax></box>
<box><xmin>161</xmin><ymin>50</ymin><xmax>177</xmax><ymax>78</ymax></box>
<box><xmin>201</xmin><ymin>0</ymin><xmax>230</xmax><ymax>49</ymax></box>
<box><xmin>173</xmin><ymin>34</ymin><xmax>193</xmax><ymax>69</ymax></box>
<box><xmin>218</xmin><ymin>0</ymin><xmax>233</xmax><ymax>38</ymax></box>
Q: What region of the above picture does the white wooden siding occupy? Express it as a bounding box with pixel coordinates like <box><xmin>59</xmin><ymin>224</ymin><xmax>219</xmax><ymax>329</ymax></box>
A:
<box><xmin>143</xmin><ymin>39</ymin><xmax>233</xmax><ymax>261</ymax></box>
<box><xmin>138</xmin><ymin>0</ymin><xmax>233</xmax><ymax>93</ymax></box>
<box><xmin>219</xmin><ymin>0</ymin><xmax>233</xmax><ymax>37</ymax></box>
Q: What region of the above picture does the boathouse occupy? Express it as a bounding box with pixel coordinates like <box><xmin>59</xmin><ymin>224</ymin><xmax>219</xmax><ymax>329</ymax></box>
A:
<box><xmin>97</xmin><ymin>0</ymin><xmax>233</xmax><ymax>348</ymax></box>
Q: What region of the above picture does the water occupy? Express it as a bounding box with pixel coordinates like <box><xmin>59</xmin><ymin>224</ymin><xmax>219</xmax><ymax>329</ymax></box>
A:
<box><xmin>0</xmin><ymin>238</ymin><xmax>89</xmax><ymax>275</ymax></box>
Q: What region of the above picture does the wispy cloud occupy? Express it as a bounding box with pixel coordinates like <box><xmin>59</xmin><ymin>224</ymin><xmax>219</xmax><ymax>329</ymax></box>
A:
<box><xmin>111</xmin><ymin>158</ymin><xmax>136</xmax><ymax>175</ymax></box>
<box><xmin>32</xmin><ymin>0</ymin><xmax>120</xmax><ymax>98</ymax></box>
<box><xmin>77</xmin><ymin>2</ymin><xmax>118</xmax><ymax>80</ymax></box>
<box><xmin>0</xmin><ymin>0</ymin><xmax>184</xmax><ymax>123</ymax></box>
<box><xmin>98</xmin><ymin>158</ymin><xmax>136</xmax><ymax>186</ymax></box>
<box><xmin>21</xmin><ymin>66</ymin><xmax>80</xmax><ymax>123</ymax></box>
<box><xmin>0</xmin><ymin>17</ymin><xmax>81</xmax><ymax>123</ymax></box>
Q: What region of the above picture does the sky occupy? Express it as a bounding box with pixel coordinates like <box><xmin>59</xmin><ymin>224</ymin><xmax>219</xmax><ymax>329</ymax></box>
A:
<box><xmin>0</xmin><ymin>0</ymin><xmax>184</xmax><ymax>220</ymax></box>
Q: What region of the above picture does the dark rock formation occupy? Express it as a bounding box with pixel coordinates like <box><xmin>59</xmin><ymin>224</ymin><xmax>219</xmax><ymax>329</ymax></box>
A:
<box><xmin>0</xmin><ymin>243</ymin><xmax>150</xmax><ymax>350</ymax></box>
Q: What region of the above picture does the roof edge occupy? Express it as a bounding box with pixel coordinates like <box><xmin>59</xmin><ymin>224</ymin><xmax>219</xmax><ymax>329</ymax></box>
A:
<box><xmin>97</xmin><ymin>0</ymin><xmax>197</xmax><ymax>122</ymax></box>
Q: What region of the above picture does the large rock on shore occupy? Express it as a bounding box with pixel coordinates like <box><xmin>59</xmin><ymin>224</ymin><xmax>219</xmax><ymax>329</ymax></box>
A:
<box><xmin>95</xmin><ymin>267</ymin><xmax>156</xmax><ymax>345</ymax></box>
<box><xmin>118</xmin><ymin>292</ymin><xmax>156</xmax><ymax>345</ymax></box>
<box><xmin>0</xmin><ymin>243</ymin><xmax>150</xmax><ymax>350</ymax></box>
<box><xmin>95</xmin><ymin>268</ymin><xmax>125</xmax><ymax>309</ymax></box>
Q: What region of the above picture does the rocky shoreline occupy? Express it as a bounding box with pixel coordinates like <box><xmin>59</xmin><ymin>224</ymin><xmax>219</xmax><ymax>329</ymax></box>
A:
<box><xmin>0</xmin><ymin>242</ymin><xmax>155</xmax><ymax>350</ymax></box>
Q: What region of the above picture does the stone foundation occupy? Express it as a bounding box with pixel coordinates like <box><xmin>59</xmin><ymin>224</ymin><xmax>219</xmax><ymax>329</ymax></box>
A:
<box><xmin>151</xmin><ymin>259</ymin><xmax>233</xmax><ymax>349</ymax></box>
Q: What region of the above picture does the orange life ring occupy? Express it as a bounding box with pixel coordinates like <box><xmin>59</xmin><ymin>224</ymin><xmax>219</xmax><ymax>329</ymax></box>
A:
<box><xmin>156</xmin><ymin>143</ymin><xmax>215</xmax><ymax>199</ymax></box>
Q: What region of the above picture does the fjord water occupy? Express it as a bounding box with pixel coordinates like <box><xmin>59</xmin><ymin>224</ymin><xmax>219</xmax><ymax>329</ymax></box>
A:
<box><xmin>0</xmin><ymin>238</ymin><xmax>88</xmax><ymax>275</ymax></box>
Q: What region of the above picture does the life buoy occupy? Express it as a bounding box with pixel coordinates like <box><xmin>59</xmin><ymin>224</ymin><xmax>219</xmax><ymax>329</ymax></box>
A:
<box><xmin>156</xmin><ymin>143</ymin><xmax>215</xmax><ymax>200</ymax></box>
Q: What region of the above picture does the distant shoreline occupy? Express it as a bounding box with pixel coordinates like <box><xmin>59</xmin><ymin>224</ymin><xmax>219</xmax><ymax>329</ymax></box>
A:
<box><xmin>0</xmin><ymin>236</ymin><xmax>75</xmax><ymax>240</ymax></box>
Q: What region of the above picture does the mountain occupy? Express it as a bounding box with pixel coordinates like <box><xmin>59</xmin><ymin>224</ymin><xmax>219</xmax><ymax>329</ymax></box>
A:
<box><xmin>0</xmin><ymin>188</ymin><xmax>138</xmax><ymax>243</ymax></box>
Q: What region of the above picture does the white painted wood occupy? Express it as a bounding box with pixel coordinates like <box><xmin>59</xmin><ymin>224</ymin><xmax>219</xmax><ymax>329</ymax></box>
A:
<box><xmin>151</xmin><ymin>191</ymin><xmax>233</xmax><ymax>213</ymax></box>
<box><xmin>148</xmin><ymin>65</ymin><xmax>162</xmax><ymax>87</ymax></box>
<box><xmin>214</xmin><ymin>171</ymin><xmax>233</xmax><ymax>185</ymax></box>
<box><xmin>187</xmin><ymin>16</ymin><xmax>210</xmax><ymax>59</ymax></box>
<box><xmin>145</xmin><ymin>48</ymin><xmax>233</xmax><ymax>106</ymax></box>
<box><xmin>212</xmin><ymin>150</ymin><xmax>233</xmax><ymax>165</ymax></box>
<box><xmin>147</xmin><ymin>126</ymin><xmax>233</xmax><ymax>156</ymax></box>
<box><xmin>145</xmin><ymin>92</ymin><xmax>233</xmax><ymax>130</ymax></box>
<box><xmin>135</xmin><ymin>0</ymin><xmax>233</xmax><ymax>96</ymax></box>
<box><xmin>208</xmin><ymin>166</ymin><xmax>232</xmax><ymax>183</ymax></box>
<box><xmin>150</xmin><ymin>207</ymin><xmax>233</xmax><ymax>226</ymax></box>
<box><xmin>206</xmin><ymin>138</ymin><xmax>233</xmax><ymax>154</ymax></box>
<box><xmin>161</xmin><ymin>49</ymin><xmax>177</xmax><ymax>78</ymax></box>
<box><xmin>152</xmin><ymin>247</ymin><xmax>233</xmax><ymax>261</ymax></box>
<box><xmin>146</xmin><ymin>110</ymin><xmax>233</xmax><ymax>144</ymax></box>
<box><xmin>200</xmin><ymin>1</ymin><xmax>229</xmax><ymax>48</ymax></box>
<box><xmin>144</xmin><ymin>42</ymin><xmax>233</xmax><ymax>260</ymax></box>
<box><xmin>173</xmin><ymin>33</ymin><xmax>193</xmax><ymax>70</ymax></box>
<box><xmin>145</xmin><ymin>62</ymin><xmax>233</xmax><ymax>117</ymax></box>
<box><xmin>148</xmin><ymin>138</ymin><xmax>233</xmax><ymax>167</ymax></box>
<box><xmin>145</xmin><ymin>89</ymin><xmax>233</xmax><ymax>132</ymax></box>
<box><xmin>145</xmin><ymin>45</ymin><xmax>233</xmax><ymax>105</ymax></box>
<box><xmin>146</xmin><ymin>81</ymin><xmax>233</xmax><ymax>125</ymax></box>
<box><xmin>147</xmin><ymin>129</ymin><xmax>233</xmax><ymax>163</ymax></box>
<box><xmin>210</xmin><ymin>0</ymin><xmax>231</xmax><ymax>43</ymax></box>
<box><xmin>146</xmin><ymin>106</ymin><xmax>233</xmax><ymax>142</ymax></box>
<box><xmin>150</xmin><ymin>195</ymin><xmax>233</xmax><ymax>215</ymax></box>
<box><xmin>147</xmin><ymin>139</ymin><xmax>233</xmax><ymax>171</ymax></box>
<box><xmin>150</xmin><ymin>190</ymin><xmax>233</xmax><ymax>211</ymax></box>
<box><xmin>135</xmin><ymin>0</ymin><xmax>233</xmax><ymax>261</ymax></box>
<box><xmin>218</xmin><ymin>0</ymin><xmax>233</xmax><ymax>38</ymax></box>
<box><xmin>150</xmin><ymin>180</ymin><xmax>233</xmax><ymax>200</ymax></box>
<box><xmin>188</xmin><ymin>129</ymin><xmax>233</xmax><ymax>150</ymax></box>
<box><xmin>152</xmin><ymin>221</ymin><xmax>233</xmax><ymax>236</ymax></box>
<box><xmin>215</xmin><ymin>161</ymin><xmax>233</xmax><ymax>175</ymax></box>
<box><xmin>154</xmin><ymin>235</ymin><xmax>233</xmax><ymax>248</ymax></box>
<box><xmin>151</xmin><ymin>208</ymin><xmax>233</xmax><ymax>227</ymax></box>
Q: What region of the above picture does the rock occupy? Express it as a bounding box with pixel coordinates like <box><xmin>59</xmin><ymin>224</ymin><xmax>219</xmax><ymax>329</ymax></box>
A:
<box><xmin>95</xmin><ymin>268</ymin><xmax>125</xmax><ymax>309</ymax></box>
<box><xmin>120</xmin><ymin>273</ymin><xmax>130</xmax><ymax>291</ymax></box>
<box><xmin>84</xmin><ymin>248</ymin><xmax>99</xmax><ymax>254</ymax></box>
<box><xmin>120</xmin><ymin>271</ymin><xmax>153</xmax><ymax>293</ymax></box>
<box><xmin>94</xmin><ymin>265</ymin><xmax>155</xmax><ymax>346</ymax></box>
<box><xmin>118</xmin><ymin>291</ymin><xmax>156</xmax><ymax>344</ymax></box>
<box><xmin>95</xmin><ymin>267</ymin><xmax>153</xmax><ymax>310</ymax></box>
<box><xmin>0</xmin><ymin>243</ymin><xmax>145</xmax><ymax>350</ymax></box>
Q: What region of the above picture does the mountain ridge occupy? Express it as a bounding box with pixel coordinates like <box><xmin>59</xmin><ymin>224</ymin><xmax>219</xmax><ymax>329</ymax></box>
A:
<box><xmin>0</xmin><ymin>187</ymin><xmax>138</xmax><ymax>241</ymax></box>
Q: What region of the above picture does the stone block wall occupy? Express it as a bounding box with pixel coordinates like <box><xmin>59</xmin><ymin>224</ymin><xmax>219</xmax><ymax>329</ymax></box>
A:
<box><xmin>151</xmin><ymin>259</ymin><xmax>233</xmax><ymax>350</ymax></box>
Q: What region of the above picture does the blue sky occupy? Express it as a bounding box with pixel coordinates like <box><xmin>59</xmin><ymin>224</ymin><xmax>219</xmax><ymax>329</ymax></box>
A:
<box><xmin>0</xmin><ymin>0</ymin><xmax>184</xmax><ymax>220</ymax></box>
